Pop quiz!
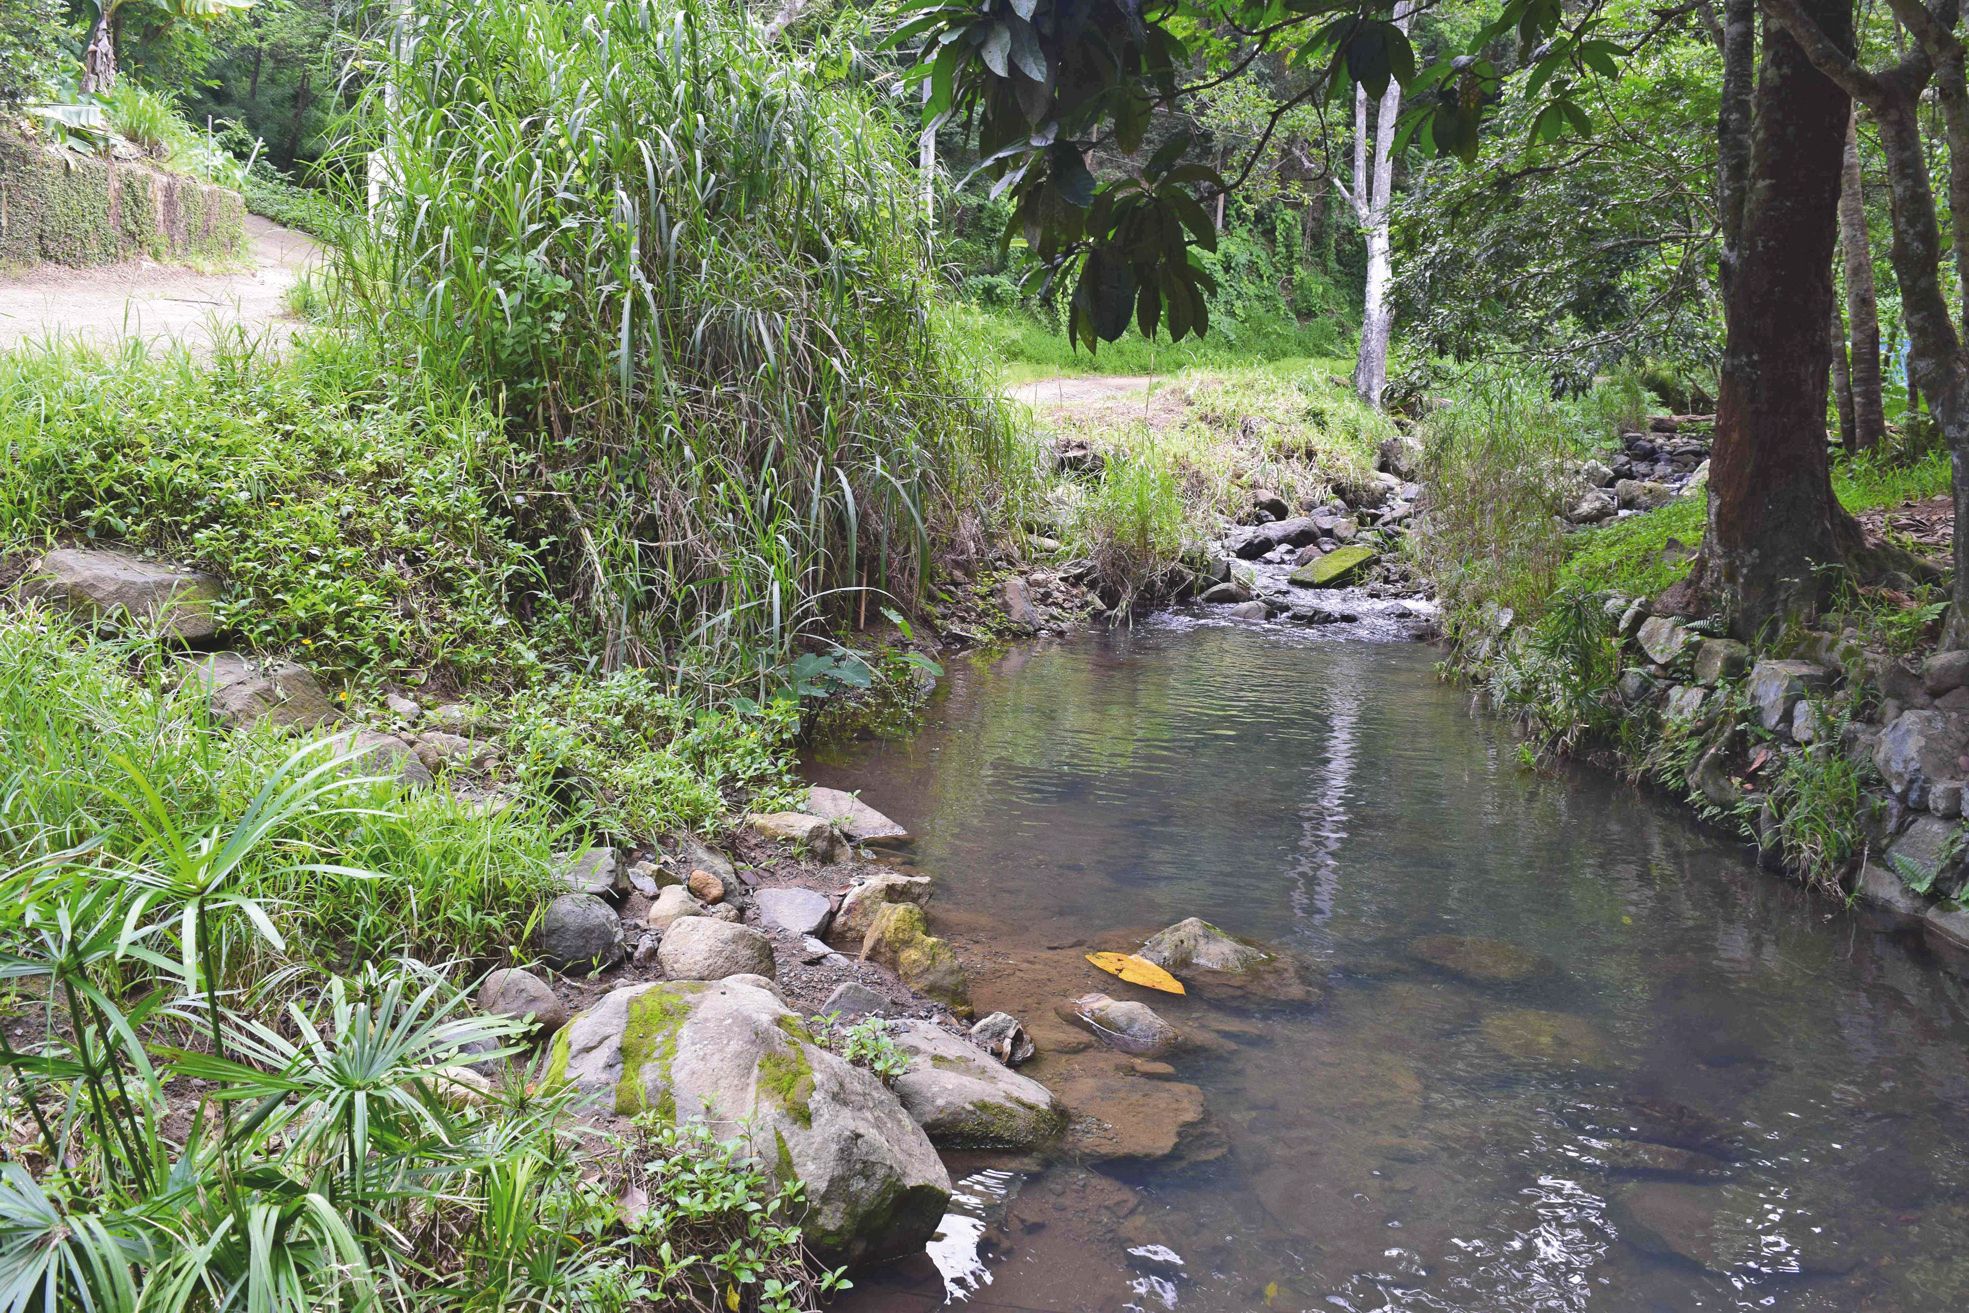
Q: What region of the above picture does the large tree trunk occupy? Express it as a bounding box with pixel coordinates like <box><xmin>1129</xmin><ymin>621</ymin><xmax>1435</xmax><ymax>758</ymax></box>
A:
<box><xmin>1699</xmin><ymin>0</ymin><xmax>1862</xmax><ymax>636</ymax></box>
<box><xmin>1839</xmin><ymin>109</ymin><xmax>1887</xmax><ymax>450</ymax></box>
<box><xmin>1715</xmin><ymin>0</ymin><xmax>1757</xmax><ymax>292</ymax></box>
<box><xmin>80</xmin><ymin>8</ymin><xmax>116</xmax><ymax>95</ymax></box>
<box><xmin>1348</xmin><ymin>0</ymin><xmax>1414</xmax><ymax>408</ymax></box>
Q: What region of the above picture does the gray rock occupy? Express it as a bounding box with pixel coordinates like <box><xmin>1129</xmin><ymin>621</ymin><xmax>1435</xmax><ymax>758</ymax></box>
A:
<box><xmin>676</xmin><ymin>837</ymin><xmax>736</xmax><ymax>886</ymax></box>
<box><xmin>887</xmin><ymin>1020</ymin><xmax>1065</xmax><ymax>1149</ymax></box>
<box><xmin>1138</xmin><ymin>917</ymin><xmax>1272</xmax><ymax>973</ymax></box>
<box><xmin>745</xmin><ymin>811</ymin><xmax>845</xmax><ymax>862</ymax></box>
<box><xmin>1686</xmin><ymin>739</ymin><xmax>1739</xmax><ymax>809</ymax></box>
<box><xmin>1225</xmin><ymin>601</ymin><xmax>1269</xmax><ymax>622</ymax></box>
<box><xmin>1933</xmin><ymin>780</ymin><xmax>1966</xmax><ymax>820</ymax></box>
<box><xmin>1884</xmin><ymin>814</ymin><xmax>1963</xmax><ymax>896</ymax></box>
<box><xmin>656</xmin><ymin>916</ymin><xmax>775</xmax><ymax>981</ymax></box>
<box><xmin>1576</xmin><ymin>457</ymin><xmax>1615</xmax><ymax>489</ymax></box>
<box><xmin>477</xmin><ymin>967</ymin><xmax>567</xmax><ymax>1035</ymax></box>
<box><xmin>833</xmin><ymin>873</ymin><xmax>933</xmax><ymax>942</ymax></box>
<box><xmin>550</xmin><ymin>978</ymin><xmax>949</xmax><ymax>1264</ymax></box>
<box><xmin>384</xmin><ymin>693</ymin><xmax>422</xmax><ymax>723</ymax></box>
<box><xmin>345</xmin><ymin>729</ymin><xmax>433</xmax><ymax>788</ymax></box>
<box><xmin>1065</xmin><ymin>992</ymin><xmax>1179</xmax><ymax>1057</ymax></box>
<box><xmin>1923</xmin><ymin>648</ymin><xmax>1969</xmax><ymax>697</ymax></box>
<box><xmin>1791</xmin><ymin>698</ymin><xmax>1822</xmax><ymax>745</ymax></box>
<box><xmin>754</xmin><ymin>887</ymin><xmax>833</xmax><ymax>937</ymax></box>
<box><xmin>186</xmin><ymin>652</ymin><xmax>337</xmax><ymax>729</ymax></box>
<box><xmin>644</xmin><ymin>884</ymin><xmax>704</xmax><ymax>932</ymax></box>
<box><xmin>624</xmin><ymin>858</ymin><xmax>667</xmax><ymax>896</ymax></box>
<box><xmin>1616</xmin><ymin>668</ymin><xmax>1658</xmax><ymax>705</ymax></box>
<box><xmin>804</xmin><ymin>787</ymin><xmax>909</xmax><ymax>844</ymax></box>
<box><xmin>1567</xmin><ymin>488</ymin><xmax>1618</xmax><ymax>524</ymax></box>
<box><xmin>1614</xmin><ymin>478</ymin><xmax>1673</xmax><ymax>510</ymax></box>
<box><xmin>413</xmin><ymin>730</ymin><xmax>498</xmax><ymax>772</ymax></box>
<box><xmin>541</xmin><ymin>894</ymin><xmax>623</xmax><ymax>974</ymax></box>
<box><xmin>1001</xmin><ymin>576</ymin><xmax>1042</xmax><ymax>631</ymax></box>
<box><xmin>969</xmin><ymin>1012</ymin><xmax>1036</xmax><ymax>1066</ymax></box>
<box><xmin>1746</xmin><ymin>659</ymin><xmax>1829</xmax><ymax>734</ymax></box>
<box><xmin>822</xmin><ymin>980</ymin><xmax>889</xmax><ymax>1020</ymax></box>
<box><xmin>1873</xmin><ymin>709</ymin><xmax>1969</xmax><ymax>806</ymax></box>
<box><xmin>1853</xmin><ymin>860</ymin><xmax>1931</xmax><ymax>918</ymax></box>
<box><xmin>559</xmin><ymin>846</ymin><xmax>622</xmax><ymax>900</ymax></box>
<box><xmin>26</xmin><ymin>547</ymin><xmax>221</xmax><ymax>640</ymax></box>
<box><xmin>1634</xmin><ymin>616</ymin><xmax>1693</xmax><ymax>666</ymax></box>
<box><xmin>1691</xmin><ymin>638</ymin><xmax>1749</xmax><ymax>686</ymax></box>
<box><xmin>1198</xmin><ymin>580</ymin><xmax>1253</xmax><ymax>604</ymax></box>
<box><xmin>1924</xmin><ymin>901</ymin><xmax>1969</xmax><ymax>953</ymax></box>
<box><xmin>1376</xmin><ymin>433</ymin><xmax>1422</xmax><ymax>481</ymax></box>
<box><xmin>1664</xmin><ymin>685</ymin><xmax>1707</xmax><ymax>722</ymax></box>
<box><xmin>799</xmin><ymin>936</ymin><xmax>837</xmax><ymax>964</ymax></box>
<box><xmin>631</xmin><ymin>932</ymin><xmax>662</xmax><ymax>969</ymax></box>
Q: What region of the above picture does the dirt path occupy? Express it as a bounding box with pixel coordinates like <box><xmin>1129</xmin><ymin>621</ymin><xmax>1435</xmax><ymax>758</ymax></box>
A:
<box><xmin>1009</xmin><ymin>373</ymin><xmax>1194</xmax><ymax>436</ymax></box>
<box><xmin>0</xmin><ymin>215</ymin><xmax>320</xmax><ymax>355</ymax></box>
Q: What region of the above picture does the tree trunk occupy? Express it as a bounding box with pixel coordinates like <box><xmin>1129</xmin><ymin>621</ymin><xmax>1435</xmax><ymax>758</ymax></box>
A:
<box><xmin>1831</xmin><ymin>298</ymin><xmax>1856</xmax><ymax>449</ymax></box>
<box><xmin>1839</xmin><ymin>109</ymin><xmax>1886</xmax><ymax>450</ymax></box>
<box><xmin>1716</xmin><ymin>0</ymin><xmax>1756</xmax><ymax>293</ymax></box>
<box><xmin>1349</xmin><ymin>0</ymin><xmax>1413</xmax><ymax>408</ymax></box>
<box><xmin>1699</xmin><ymin>0</ymin><xmax>1861</xmax><ymax>636</ymax></box>
<box><xmin>80</xmin><ymin>8</ymin><xmax>116</xmax><ymax>95</ymax></box>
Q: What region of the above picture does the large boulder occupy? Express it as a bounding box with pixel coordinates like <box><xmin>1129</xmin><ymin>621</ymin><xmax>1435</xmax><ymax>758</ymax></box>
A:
<box><xmin>541</xmin><ymin>893</ymin><xmax>623</xmax><ymax>974</ymax></box>
<box><xmin>657</xmin><ymin>917</ymin><xmax>776</xmax><ymax>981</ymax></box>
<box><xmin>804</xmin><ymin>787</ymin><xmax>910</xmax><ymax>844</ymax></box>
<box><xmin>1377</xmin><ymin>433</ymin><xmax>1422</xmax><ymax>481</ymax></box>
<box><xmin>344</xmin><ymin>729</ymin><xmax>434</xmax><ymax>788</ymax></box>
<box><xmin>833</xmin><ymin>873</ymin><xmax>933</xmax><ymax>943</ymax></box>
<box><xmin>887</xmin><ymin>1020</ymin><xmax>1064</xmax><ymax>1149</ymax></box>
<box><xmin>548</xmin><ymin>978</ymin><xmax>950</xmax><ymax>1265</ymax></box>
<box><xmin>1634</xmin><ymin>616</ymin><xmax>1693</xmax><ymax>666</ymax></box>
<box><xmin>186</xmin><ymin>653</ymin><xmax>337</xmax><ymax>729</ymax></box>
<box><xmin>1873</xmin><ymin>709</ymin><xmax>1969</xmax><ymax>807</ymax></box>
<box><xmin>1691</xmin><ymin>638</ymin><xmax>1749</xmax><ymax>686</ymax></box>
<box><xmin>26</xmin><ymin>547</ymin><xmax>221</xmax><ymax>641</ymax></box>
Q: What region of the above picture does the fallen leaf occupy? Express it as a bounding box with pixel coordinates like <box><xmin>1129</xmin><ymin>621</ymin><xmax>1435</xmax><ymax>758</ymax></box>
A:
<box><xmin>1086</xmin><ymin>952</ymin><xmax>1186</xmax><ymax>995</ymax></box>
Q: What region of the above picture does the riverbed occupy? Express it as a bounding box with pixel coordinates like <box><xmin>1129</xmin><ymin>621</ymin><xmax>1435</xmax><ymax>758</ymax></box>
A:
<box><xmin>811</xmin><ymin>618</ymin><xmax>1969</xmax><ymax>1312</ymax></box>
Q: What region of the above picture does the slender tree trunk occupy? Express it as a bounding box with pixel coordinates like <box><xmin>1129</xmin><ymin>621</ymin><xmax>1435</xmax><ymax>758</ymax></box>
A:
<box><xmin>1349</xmin><ymin>0</ymin><xmax>1413</xmax><ymax>408</ymax></box>
<box><xmin>249</xmin><ymin>46</ymin><xmax>263</xmax><ymax>102</ymax></box>
<box><xmin>1699</xmin><ymin>0</ymin><xmax>1861</xmax><ymax>635</ymax></box>
<box><xmin>80</xmin><ymin>8</ymin><xmax>116</xmax><ymax>95</ymax></box>
<box><xmin>1832</xmin><ymin>298</ymin><xmax>1857</xmax><ymax>449</ymax></box>
<box><xmin>1840</xmin><ymin>109</ymin><xmax>1887</xmax><ymax>449</ymax></box>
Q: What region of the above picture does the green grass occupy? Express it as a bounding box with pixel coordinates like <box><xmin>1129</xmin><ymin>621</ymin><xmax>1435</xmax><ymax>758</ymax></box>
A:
<box><xmin>335</xmin><ymin>0</ymin><xmax>1032</xmax><ymax>685</ymax></box>
<box><xmin>954</xmin><ymin>302</ymin><xmax>1352</xmax><ymax>385</ymax></box>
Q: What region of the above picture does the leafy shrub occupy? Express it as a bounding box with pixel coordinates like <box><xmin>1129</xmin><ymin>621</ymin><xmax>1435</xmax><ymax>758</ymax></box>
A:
<box><xmin>242</xmin><ymin>167</ymin><xmax>343</xmax><ymax>237</ymax></box>
<box><xmin>0</xmin><ymin>0</ymin><xmax>62</xmax><ymax>109</ymax></box>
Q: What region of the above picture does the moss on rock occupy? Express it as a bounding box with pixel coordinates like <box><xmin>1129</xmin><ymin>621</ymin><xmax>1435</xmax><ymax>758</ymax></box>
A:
<box><xmin>0</xmin><ymin>132</ymin><xmax>246</xmax><ymax>271</ymax></box>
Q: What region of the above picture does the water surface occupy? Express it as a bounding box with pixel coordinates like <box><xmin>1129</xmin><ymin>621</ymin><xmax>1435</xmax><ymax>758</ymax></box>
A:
<box><xmin>813</xmin><ymin>621</ymin><xmax>1969</xmax><ymax>1312</ymax></box>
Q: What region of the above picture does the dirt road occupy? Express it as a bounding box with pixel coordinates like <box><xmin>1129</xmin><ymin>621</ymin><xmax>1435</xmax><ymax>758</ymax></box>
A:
<box><xmin>0</xmin><ymin>215</ymin><xmax>319</xmax><ymax>355</ymax></box>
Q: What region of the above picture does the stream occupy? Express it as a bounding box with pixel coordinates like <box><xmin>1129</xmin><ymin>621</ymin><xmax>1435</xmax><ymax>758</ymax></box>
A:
<box><xmin>810</xmin><ymin>617</ymin><xmax>1969</xmax><ymax>1312</ymax></box>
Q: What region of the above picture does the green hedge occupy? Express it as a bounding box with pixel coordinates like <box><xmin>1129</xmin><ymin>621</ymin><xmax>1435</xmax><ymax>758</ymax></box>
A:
<box><xmin>0</xmin><ymin>132</ymin><xmax>246</xmax><ymax>270</ymax></box>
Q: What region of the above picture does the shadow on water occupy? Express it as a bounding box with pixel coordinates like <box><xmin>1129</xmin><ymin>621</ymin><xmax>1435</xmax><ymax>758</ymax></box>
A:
<box><xmin>809</xmin><ymin>619</ymin><xmax>1969</xmax><ymax>1312</ymax></box>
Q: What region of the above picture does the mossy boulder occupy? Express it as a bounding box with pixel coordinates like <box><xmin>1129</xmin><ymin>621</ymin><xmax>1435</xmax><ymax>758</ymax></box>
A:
<box><xmin>860</xmin><ymin>902</ymin><xmax>970</xmax><ymax>1013</ymax></box>
<box><xmin>1288</xmin><ymin>544</ymin><xmax>1376</xmax><ymax>588</ymax></box>
<box><xmin>547</xmin><ymin>977</ymin><xmax>949</xmax><ymax>1266</ymax></box>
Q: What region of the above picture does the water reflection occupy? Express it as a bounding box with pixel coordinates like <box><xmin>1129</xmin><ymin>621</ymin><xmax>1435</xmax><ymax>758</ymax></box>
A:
<box><xmin>814</xmin><ymin>625</ymin><xmax>1969</xmax><ymax>1311</ymax></box>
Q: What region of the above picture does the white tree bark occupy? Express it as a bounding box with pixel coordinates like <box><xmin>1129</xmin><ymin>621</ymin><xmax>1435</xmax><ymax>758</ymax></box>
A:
<box><xmin>1338</xmin><ymin>0</ymin><xmax>1414</xmax><ymax>409</ymax></box>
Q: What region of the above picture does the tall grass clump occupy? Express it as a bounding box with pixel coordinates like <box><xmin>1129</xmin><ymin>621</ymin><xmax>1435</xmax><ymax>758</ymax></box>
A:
<box><xmin>336</xmin><ymin>0</ymin><xmax>1029</xmax><ymax>685</ymax></box>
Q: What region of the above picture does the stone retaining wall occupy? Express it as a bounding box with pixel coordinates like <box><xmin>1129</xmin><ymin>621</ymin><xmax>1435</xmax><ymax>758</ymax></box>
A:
<box><xmin>0</xmin><ymin>131</ymin><xmax>246</xmax><ymax>271</ymax></box>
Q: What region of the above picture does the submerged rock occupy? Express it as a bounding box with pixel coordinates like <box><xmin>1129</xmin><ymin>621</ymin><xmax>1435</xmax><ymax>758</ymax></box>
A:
<box><xmin>887</xmin><ymin>1020</ymin><xmax>1064</xmax><ymax>1149</ymax></box>
<box><xmin>1479</xmin><ymin>1007</ymin><xmax>1609</xmax><ymax>1068</ymax></box>
<box><xmin>26</xmin><ymin>547</ymin><xmax>221</xmax><ymax>640</ymax></box>
<box><xmin>804</xmin><ymin>786</ymin><xmax>910</xmax><ymax>844</ymax></box>
<box><xmin>548</xmin><ymin>977</ymin><xmax>950</xmax><ymax>1265</ymax></box>
<box><xmin>657</xmin><ymin>917</ymin><xmax>776</xmax><ymax>982</ymax></box>
<box><xmin>1407</xmin><ymin>934</ymin><xmax>1548</xmax><ymax>984</ymax></box>
<box><xmin>1064</xmin><ymin>992</ymin><xmax>1179</xmax><ymax>1057</ymax></box>
<box><xmin>1053</xmin><ymin>1071</ymin><xmax>1216</xmax><ymax>1164</ymax></box>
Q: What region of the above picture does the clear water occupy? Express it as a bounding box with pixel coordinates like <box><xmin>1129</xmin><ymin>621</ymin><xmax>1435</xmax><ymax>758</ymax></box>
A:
<box><xmin>810</xmin><ymin>620</ymin><xmax>1969</xmax><ymax>1313</ymax></box>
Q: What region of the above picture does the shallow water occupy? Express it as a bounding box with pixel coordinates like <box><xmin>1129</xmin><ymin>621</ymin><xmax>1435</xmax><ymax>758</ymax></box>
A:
<box><xmin>811</xmin><ymin>620</ymin><xmax>1969</xmax><ymax>1312</ymax></box>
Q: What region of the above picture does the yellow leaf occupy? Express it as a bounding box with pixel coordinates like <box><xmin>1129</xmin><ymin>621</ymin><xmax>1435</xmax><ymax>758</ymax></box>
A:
<box><xmin>725</xmin><ymin>1283</ymin><xmax>740</xmax><ymax>1312</ymax></box>
<box><xmin>1264</xmin><ymin>1280</ymin><xmax>1280</xmax><ymax>1305</ymax></box>
<box><xmin>1085</xmin><ymin>951</ymin><xmax>1186</xmax><ymax>995</ymax></box>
